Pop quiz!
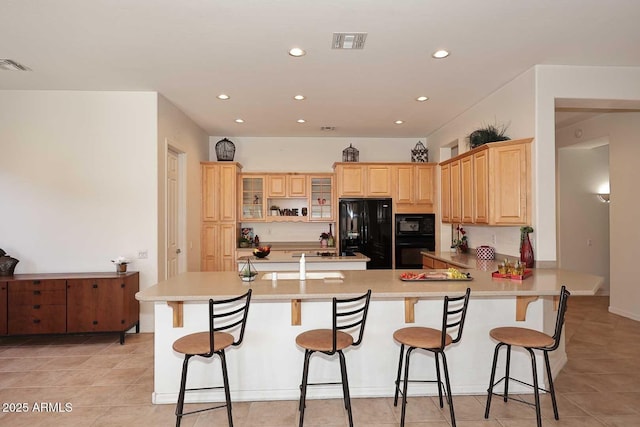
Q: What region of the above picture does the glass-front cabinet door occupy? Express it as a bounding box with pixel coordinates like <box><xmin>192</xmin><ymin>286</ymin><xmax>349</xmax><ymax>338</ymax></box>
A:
<box><xmin>309</xmin><ymin>175</ymin><xmax>333</xmax><ymax>221</ymax></box>
<box><xmin>240</xmin><ymin>175</ymin><xmax>265</xmax><ymax>221</ymax></box>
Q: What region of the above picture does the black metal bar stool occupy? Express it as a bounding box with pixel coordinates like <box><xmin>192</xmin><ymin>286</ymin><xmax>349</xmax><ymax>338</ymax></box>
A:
<box><xmin>295</xmin><ymin>289</ymin><xmax>372</xmax><ymax>427</ymax></box>
<box><xmin>484</xmin><ymin>286</ymin><xmax>570</xmax><ymax>427</ymax></box>
<box><xmin>172</xmin><ymin>289</ymin><xmax>252</xmax><ymax>427</ymax></box>
<box><xmin>393</xmin><ymin>288</ymin><xmax>471</xmax><ymax>427</ymax></box>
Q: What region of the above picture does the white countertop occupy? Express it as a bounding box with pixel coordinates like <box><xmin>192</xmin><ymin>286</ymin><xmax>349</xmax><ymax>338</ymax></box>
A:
<box><xmin>136</xmin><ymin>267</ymin><xmax>603</xmax><ymax>302</ymax></box>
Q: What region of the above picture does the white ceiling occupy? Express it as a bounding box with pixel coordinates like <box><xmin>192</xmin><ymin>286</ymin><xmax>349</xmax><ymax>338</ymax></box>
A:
<box><xmin>2</xmin><ymin>0</ymin><xmax>640</xmax><ymax>138</ymax></box>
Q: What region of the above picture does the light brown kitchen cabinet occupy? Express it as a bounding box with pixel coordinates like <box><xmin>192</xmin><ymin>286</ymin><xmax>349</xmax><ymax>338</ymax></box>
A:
<box><xmin>240</xmin><ymin>174</ymin><xmax>265</xmax><ymax>221</ymax></box>
<box><xmin>461</xmin><ymin>155</ymin><xmax>474</xmax><ymax>223</ymax></box>
<box><xmin>0</xmin><ymin>282</ymin><xmax>6</xmax><ymax>335</ymax></box>
<box><xmin>450</xmin><ymin>159</ymin><xmax>462</xmax><ymax>223</ymax></box>
<box><xmin>440</xmin><ymin>138</ymin><xmax>532</xmax><ymax>225</ymax></box>
<box><xmin>366</xmin><ymin>165</ymin><xmax>392</xmax><ymax>197</ymax></box>
<box><xmin>473</xmin><ymin>150</ymin><xmax>489</xmax><ymax>223</ymax></box>
<box><xmin>394</xmin><ymin>164</ymin><xmax>436</xmax><ymax>213</ymax></box>
<box><xmin>201</xmin><ymin>162</ymin><xmax>241</xmax><ymax>271</ymax></box>
<box><xmin>335</xmin><ymin>164</ymin><xmax>366</xmax><ymax>197</ymax></box>
<box><xmin>441</xmin><ymin>163</ymin><xmax>451</xmax><ymax>223</ymax></box>
<box><xmin>309</xmin><ymin>175</ymin><xmax>334</xmax><ymax>221</ymax></box>
<box><xmin>267</xmin><ymin>174</ymin><xmax>308</xmax><ymax>198</ymax></box>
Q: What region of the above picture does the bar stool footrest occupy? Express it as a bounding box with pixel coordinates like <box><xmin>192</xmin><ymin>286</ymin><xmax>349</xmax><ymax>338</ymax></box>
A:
<box><xmin>488</xmin><ymin>375</ymin><xmax>551</xmax><ymax>408</ymax></box>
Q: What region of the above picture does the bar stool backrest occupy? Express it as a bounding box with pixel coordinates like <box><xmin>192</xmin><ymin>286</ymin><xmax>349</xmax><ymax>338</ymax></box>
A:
<box><xmin>331</xmin><ymin>289</ymin><xmax>372</xmax><ymax>354</ymax></box>
<box><xmin>208</xmin><ymin>289</ymin><xmax>252</xmax><ymax>354</ymax></box>
<box><xmin>544</xmin><ymin>285</ymin><xmax>570</xmax><ymax>351</ymax></box>
<box><xmin>440</xmin><ymin>288</ymin><xmax>471</xmax><ymax>349</ymax></box>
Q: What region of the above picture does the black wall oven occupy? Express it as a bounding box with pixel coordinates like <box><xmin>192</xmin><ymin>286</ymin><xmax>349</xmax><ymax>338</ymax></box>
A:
<box><xmin>395</xmin><ymin>214</ymin><xmax>436</xmax><ymax>269</ymax></box>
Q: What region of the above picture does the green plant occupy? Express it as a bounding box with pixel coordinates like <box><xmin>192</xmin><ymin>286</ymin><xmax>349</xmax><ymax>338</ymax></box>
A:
<box><xmin>468</xmin><ymin>123</ymin><xmax>510</xmax><ymax>148</ymax></box>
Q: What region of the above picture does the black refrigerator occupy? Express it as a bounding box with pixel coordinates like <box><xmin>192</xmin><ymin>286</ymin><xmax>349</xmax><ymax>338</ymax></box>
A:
<box><xmin>339</xmin><ymin>198</ymin><xmax>392</xmax><ymax>269</ymax></box>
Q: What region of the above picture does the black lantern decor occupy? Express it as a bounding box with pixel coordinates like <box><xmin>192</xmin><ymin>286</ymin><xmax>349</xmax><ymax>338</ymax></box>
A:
<box><xmin>342</xmin><ymin>144</ymin><xmax>359</xmax><ymax>162</ymax></box>
<box><xmin>215</xmin><ymin>138</ymin><xmax>236</xmax><ymax>161</ymax></box>
<box><xmin>411</xmin><ymin>141</ymin><xmax>428</xmax><ymax>162</ymax></box>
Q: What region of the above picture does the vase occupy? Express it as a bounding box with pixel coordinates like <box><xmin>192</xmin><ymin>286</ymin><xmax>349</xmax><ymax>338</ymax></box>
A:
<box><xmin>320</xmin><ymin>239</ymin><xmax>328</xmax><ymax>248</ymax></box>
<box><xmin>520</xmin><ymin>234</ymin><xmax>535</xmax><ymax>268</ymax></box>
<box><xmin>116</xmin><ymin>263</ymin><xmax>128</xmax><ymax>274</ymax></box>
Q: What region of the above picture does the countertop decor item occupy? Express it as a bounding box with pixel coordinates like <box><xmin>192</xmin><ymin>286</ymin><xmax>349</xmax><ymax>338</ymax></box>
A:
<box><xmin>468</xmin><ymin>123</ymin><xmax>510</xmax><ymax>149</ymax></box>
<box><xmin>342</xmin><ymin>143</ymin><xmax>359</xmax><ymax>162</ymax></box>
<box><xmin>238</xmin><ymin>256</ymin><xmax>257</xmax><ymax>281</ymax></box>
<box><xmin>476</xmin><ymin>246</ymin><xmax>495</xmax><ymax>260</ymax></box>
<box><xmin>253</xmin><ymin>246</ymin><xmax>271</xmax><ymax>258</ymax></box>
<box><xmin>215</xmin><ymin>137</ymin><xmax>236</xmax><ymax>161</ymax></box>
<box><xmin>520</xmin><ymin>226</ymin><xmax>535</xmax><ymax>268</ymax></box>
<box><xmin>411</xmin><ymin>141</ymin><xmax>428</xmax><ymax>162</ymax></box>
<box><xmin>452</xmin><ymin>225</ymin><xmax>469</xmax><ymax>253</ymax></box>
<box><xmin>111</xmin><ymin>256</ymin><xmax>130</xmax><ymax>274</ymax></box>
<box><xmin>0</xmin><ymin>248</ymin><xmax>19</xmax><ymax>276</ymax></box>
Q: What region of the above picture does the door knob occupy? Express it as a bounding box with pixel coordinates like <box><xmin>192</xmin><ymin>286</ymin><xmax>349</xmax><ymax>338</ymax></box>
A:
<box><xmin>176</xmin><ymin>248</ymin><xmax>181</xmax><ymax>254</ymax></box>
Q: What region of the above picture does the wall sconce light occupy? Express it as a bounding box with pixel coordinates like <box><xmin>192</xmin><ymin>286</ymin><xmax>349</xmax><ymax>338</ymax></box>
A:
<box><xmin>596</xmin><ymin>193</ymin><xmax>610</xmax><ymax>203</ymax></box>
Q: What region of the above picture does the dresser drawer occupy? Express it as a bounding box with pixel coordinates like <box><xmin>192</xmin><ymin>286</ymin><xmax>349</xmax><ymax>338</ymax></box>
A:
<box><xmin>8</xmin><ymin>279</ymin><xmax>66</xmax><ymax>292</ymax></box>
<box><xmin>8</xmin><ymin>304</ymin><xmax>66</xmax><ymax>335</ymax></box>
<box><xmin>9</xmin><ymin>289</ymin><xmax>66</xmax><ymax>305</ymax></box>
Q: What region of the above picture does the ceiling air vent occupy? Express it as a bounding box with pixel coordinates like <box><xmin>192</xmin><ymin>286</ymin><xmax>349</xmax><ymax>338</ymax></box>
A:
<box><xmin>320</xmin><ymin>126</ymin><xmax>336</xmax><ymax>131</ymax></box>
<box><xmin>0</xmin><ymin>59</ymin><xmax>31</xmax><ymax>71</ymax></box>
<box><xmin>332</xmin><ymin>33</ymin><xmax>367</xmax><ymax>49</ymax></box>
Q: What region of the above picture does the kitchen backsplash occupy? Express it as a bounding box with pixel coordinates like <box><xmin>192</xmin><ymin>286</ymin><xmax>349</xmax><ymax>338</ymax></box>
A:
<box><xmin>241</xmin><ymin>222</ymin><xmax>336</xmax><ymax>243</ymax></box>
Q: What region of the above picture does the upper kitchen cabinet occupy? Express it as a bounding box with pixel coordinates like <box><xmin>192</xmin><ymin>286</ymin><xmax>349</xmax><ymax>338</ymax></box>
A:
<box><xmin>309</xmin><ymin>175</ymin><xmax>334</xmax><ymax>221</ymax></box>
<box><xmin>267</xmin><ymin>174</ymin><xmax>308</xmax><ymax>198</ymax></box>
<box><xmin>202</xmin><ymin>162</ymin><xmax>241</xmax><ymax>222</ymax></box>
<box><xmin>394</xmin><ymin>164</ymin><xmax>436</xmax><ymax>213</ymax></box>
<box><xmin>439</xmin><ymin>138</ymin><xmax>532</xmax><ymax>225</ymax></box>
<box><xmin>240</xmin><ymin>174</ymin><xmax>265</xmax><ymax>221</ymax></box>
<box><xmin>334</xmin><ymin>163</ymin><xmax>393</xmax><ymax>198</ymax></box>
<box><xmin>334</xmin><ymin>163</ymin><xmax>366</xmax><ymax>197</ymax></box>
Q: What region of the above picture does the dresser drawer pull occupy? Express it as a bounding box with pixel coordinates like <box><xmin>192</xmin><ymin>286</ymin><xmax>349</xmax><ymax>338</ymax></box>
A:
<box><xmin>33</xmin><ymin>304</ymin><xmax>41</xmax><ymax>309</ymax></box>
<box><xmin>92</xmin><ymin>320</ymin><xmax>98</xmax><ymax>325</ymax></box>
<box><xmin>93</xmin><ymin>284</ymin><xmax>98</xmax><ymax>289</ymax></box>
<box><xmin>33</xmin><ymin>319</ymin><xmax>41</xmax><ymax>324</ymax></box>
<box><xmin>33</xmin><ymin>290</ymin><xmax>41</xmax><ymax>295</ymax></box>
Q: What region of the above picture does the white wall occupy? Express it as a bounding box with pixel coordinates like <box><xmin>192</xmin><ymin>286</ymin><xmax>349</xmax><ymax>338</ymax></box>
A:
<box><xmin>556</xmin><ymin>138</ymin><xmax>610</xmax><ymax>295</ymax></box>
<box><xmin>426</xmin><ymin>68</ymin><xmax>536</xmax><ymax>255</ymax></box>
<box><xmin>0</xmin><ymin>90</ymin><xmax>158</xmax><ymax>331</ymax></box>
<box><xmin>157</xmin><ymin>95</ymin><xmax>209</xmax><ymax>276</ymax></box>
<box><xmin>536</xmin><ymin>65</ymin><xmax>640</xmax><ymax>320</ymax></box>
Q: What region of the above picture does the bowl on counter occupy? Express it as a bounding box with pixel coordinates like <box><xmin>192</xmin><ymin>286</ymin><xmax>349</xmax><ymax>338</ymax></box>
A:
<box><xmin>253</xmin><ymin>246</ymin><xmax>271</xmax><ymax>258</ymax></box>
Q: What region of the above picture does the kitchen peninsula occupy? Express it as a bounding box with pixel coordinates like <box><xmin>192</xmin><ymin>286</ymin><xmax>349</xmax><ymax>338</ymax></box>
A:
<box><xmin>136</xmin><ymin>266</ymin><xmax>602</xmax><ymax>405</ymax></box>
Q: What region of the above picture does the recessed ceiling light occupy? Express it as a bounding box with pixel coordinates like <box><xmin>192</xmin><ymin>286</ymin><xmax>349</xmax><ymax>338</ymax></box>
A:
<box><xmin>289</xmin><ymin>47</ymin><xmax>306</xmax><ymax>57</ymax></box>
<box><xmin>432</xmin><ymin>49</ymin><xmax>450</xmax><ymax>59</ymax></box>
<box><xmin>293</xmin><ymin>95</ymin><xmax>305</xmax><ymax>100</ymax></box>
<box><xmin>217</xmin><ymin>94</ymin><xmax>230</xmax><ymax>100</ymax></box>
<box><xmin>235</xmin><ymin>118</ymin><xmax>244</xmax><ymax>123</ymax></box>
<box><xmin>395</xmin><ymin>120</ymin><xmax>404</xmax><ymax>125</ymax></box>
<box><xmin>297</xmin><ymin>119</ymin><xmax>306</xmax><ymax>124</ymax></box>
<box><xmin>416</xmin><ymin>96</ymin><xmax>429</xmax><ymax>102</ymax></box>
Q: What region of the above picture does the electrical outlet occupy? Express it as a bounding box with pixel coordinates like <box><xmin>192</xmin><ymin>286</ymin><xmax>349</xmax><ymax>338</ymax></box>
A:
<box><xmin>137</xmin><ymin>250</ymin><xmax>148</xmax><ymax>259</ymax></box>
<box><xmin>587</xmin><ymin>239</ymin><xmax>592</xmax><ymax>247</ymax></box>
<box><xmin>492</xmin><ymin>234</ymin><xmax>497</xmax><ymax>245</ymax></box>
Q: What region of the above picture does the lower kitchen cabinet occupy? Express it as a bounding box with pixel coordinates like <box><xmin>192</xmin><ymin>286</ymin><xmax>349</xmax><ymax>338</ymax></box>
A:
<box><xmin>5</xmin><ymin>272</ymin><xmax>139</xmax><ymax>344</ymax></box>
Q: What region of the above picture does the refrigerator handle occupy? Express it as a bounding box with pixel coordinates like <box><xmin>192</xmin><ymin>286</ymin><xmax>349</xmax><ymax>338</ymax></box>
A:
<box><xmin>362</xmin><ymin>201</ymin><xmax>368</xmax><ymax>245</ymax></box>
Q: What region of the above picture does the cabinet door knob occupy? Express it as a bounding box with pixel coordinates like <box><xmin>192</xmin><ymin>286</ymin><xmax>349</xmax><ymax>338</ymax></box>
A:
<box><xmin>121</xmin><ymin>283</ymin><xmax>125</xmax><ymax>288</ymax></box>
<box><xmin>33</xmin><ymin>304</ymin><xmax>40</xmax><ymax>309</ymax></box>
<box><xmin>92</xmin><ymin>283</ymin><xmax>98</xmax><ymax>289</ymax></box>
<box><xmin>92</xmin><ymin>320</ymin><xmax>98</xmax><ymax>325</ymax></box>
<box><xmin>33</xmin><ymin>319</ymin><xmax>41</xmax><ymax>324</ymax></box>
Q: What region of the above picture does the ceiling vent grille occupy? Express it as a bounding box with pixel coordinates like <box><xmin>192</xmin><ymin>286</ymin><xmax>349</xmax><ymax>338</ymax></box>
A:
<box><xmin>0</xmin><ymin>59</ymin><xmax>31</xmax><ymax>71</ymax></box>
<box><xmin>332</xmin><ymin>33</ymin><xmax>367</xmax><ymax>49</ymax></box>
<box><xmin>320</xmin><ymin>126</ymin><xmax>336</xmax><ymax>131</ymax></box>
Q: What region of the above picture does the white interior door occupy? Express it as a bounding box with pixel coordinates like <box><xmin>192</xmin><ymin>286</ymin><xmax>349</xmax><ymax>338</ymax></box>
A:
<box><xmin>167</xmin><ymin>148</ymin><xmax>180</xmax><ymax>278</ymax></box>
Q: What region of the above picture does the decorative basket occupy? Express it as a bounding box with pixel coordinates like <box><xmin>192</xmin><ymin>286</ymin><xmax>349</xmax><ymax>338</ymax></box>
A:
<box><xmin>476</xmin><ymin>246</ymin><xmax>495</xmax><ymax>260</ymax></box>
<box><xmin>411</xmin><ymin>141</ymin><xmax>429</xmax><ymax>162</ymax></box>
<box><xmin>215</xmin><ymin>138</ymin><xmax>236</xmax><ymax>161</ymax></box>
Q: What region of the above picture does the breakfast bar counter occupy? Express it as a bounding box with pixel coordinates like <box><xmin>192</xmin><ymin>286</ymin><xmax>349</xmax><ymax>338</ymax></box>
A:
<box><xmin>137</xmin><ymin>267</ymin><xmax>602</xmax><ymax>404</ymax></box>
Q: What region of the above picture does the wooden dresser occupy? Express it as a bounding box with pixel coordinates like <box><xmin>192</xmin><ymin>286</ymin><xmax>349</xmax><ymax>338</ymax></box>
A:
<box><xmin>0</xmin><ymin>272</ymin><xmax>139</xmax><ymax>344</ymax></box>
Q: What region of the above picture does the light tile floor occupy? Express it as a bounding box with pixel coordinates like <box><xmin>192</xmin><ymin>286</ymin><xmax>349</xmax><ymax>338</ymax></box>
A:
<box><xmin>0</xmin><ymin>296</ymin><xmax>638</xmax><ymax>426</ymax></box>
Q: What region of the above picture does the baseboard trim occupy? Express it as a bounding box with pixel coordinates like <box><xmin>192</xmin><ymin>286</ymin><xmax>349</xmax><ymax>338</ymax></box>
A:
<box><xmin>609</xmin><ymin>305</ymin><xmax>640</xmax><ymax>321</ymax></box>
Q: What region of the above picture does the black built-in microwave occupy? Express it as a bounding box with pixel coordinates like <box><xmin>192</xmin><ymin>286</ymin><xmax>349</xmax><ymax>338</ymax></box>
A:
<box><xmin>395</xmin><ymin>214</ymin><xmax>435</xmax><ymax>236</ymax></box>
